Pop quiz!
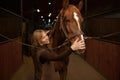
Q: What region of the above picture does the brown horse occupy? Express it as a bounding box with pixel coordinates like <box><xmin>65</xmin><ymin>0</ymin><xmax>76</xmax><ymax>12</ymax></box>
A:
<box><xmin>50</xmin><ymin>0</ymin><xmax>85</xmax><ymax>80</ymax></box>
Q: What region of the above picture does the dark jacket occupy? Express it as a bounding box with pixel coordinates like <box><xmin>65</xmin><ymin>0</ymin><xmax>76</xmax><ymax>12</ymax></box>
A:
<box><xmin>31</xmin><ymin>45</ymin><xmax>73</xmax><ymax>80</ymax></box>
<box><xmin>38</xmin><ymin>46</ymin><xmax>73</xmax><ymax>63</ymax></box>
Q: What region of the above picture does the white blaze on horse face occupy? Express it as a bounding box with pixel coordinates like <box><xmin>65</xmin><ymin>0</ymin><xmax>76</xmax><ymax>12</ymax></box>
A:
<box><xmin>73</xmin><ymin>12</ymin><xmax>80</xmax><ymax>31</ymax></box>
<box><xmin>73</xmin><ymin>12</ymin><xmax>84</xmax><ymax>41</ymax></box>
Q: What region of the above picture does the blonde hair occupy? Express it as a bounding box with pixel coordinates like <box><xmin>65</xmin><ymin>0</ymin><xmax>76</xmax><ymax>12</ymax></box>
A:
<box><xmin>31</xmin><ymin>29</ymin><xmax>45</xmax><ymax>47</ymax></box>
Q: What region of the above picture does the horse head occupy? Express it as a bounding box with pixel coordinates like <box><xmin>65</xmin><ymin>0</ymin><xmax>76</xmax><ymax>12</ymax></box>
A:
<box><xmin>51</xmin><ymin>1</ymin><xmax>85</xmax><ymax>53</ymax></box>
<box><xmin>61</xmin><ymin>5</ymin><xmax>84</xmax><ymax>42</ymax></box>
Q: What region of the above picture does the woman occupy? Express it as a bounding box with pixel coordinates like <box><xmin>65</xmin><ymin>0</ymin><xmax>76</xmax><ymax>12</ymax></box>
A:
<box><xmin>31</xmin><ymin>29</ymin><xmax>85</xmax><ymax>80</ymax></box>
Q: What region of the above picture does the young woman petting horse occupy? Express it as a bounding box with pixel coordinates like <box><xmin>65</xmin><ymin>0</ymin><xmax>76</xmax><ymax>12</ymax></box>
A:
<box><xmin>31</xmin><ymin>29</ymin><xmax>85</xmax><ymax>80</ymax></box>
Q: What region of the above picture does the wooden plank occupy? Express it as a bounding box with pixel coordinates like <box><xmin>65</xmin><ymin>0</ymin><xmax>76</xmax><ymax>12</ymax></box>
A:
<box><xmin>85</xmin><ymin>39</ymin><xmax>120</xmax><ymax>80</ymax></box>
<box><xmin>0</xmin><ymin>38</ymin><xmax>22</xmax><ymax>80</ymax></box>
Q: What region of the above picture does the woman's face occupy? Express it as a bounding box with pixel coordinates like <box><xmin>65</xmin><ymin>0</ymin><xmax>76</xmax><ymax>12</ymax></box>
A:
<box><xmin>39</xmin><ymin>32</ymin><xmax>50</xmax><ymax>45</ymax></box>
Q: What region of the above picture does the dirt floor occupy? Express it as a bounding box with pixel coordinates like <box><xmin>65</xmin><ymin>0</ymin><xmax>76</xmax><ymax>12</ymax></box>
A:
<box><xmin>11</xmin><ymin>54</ymin><xmax>106</xmax><ymax>80</ymax></box>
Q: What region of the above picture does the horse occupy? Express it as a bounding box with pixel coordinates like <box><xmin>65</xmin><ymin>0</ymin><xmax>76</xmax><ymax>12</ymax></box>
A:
<box><xmin>49</xmin><ymin>0</ymin><xmax>85</xmax><ymax>80</ymax></box>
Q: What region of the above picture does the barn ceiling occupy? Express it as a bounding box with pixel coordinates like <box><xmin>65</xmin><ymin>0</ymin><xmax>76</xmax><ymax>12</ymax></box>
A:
<box><xmin>0</xmin><ymin>0</ymin><xmax>120</xmax><ymax>25</ymax></box>
<box><xmin>23</xmin><ymin>0</ymin><xmax>83</xmax><ymax>25</ymax></box>
<box><xmin>23</xmin><ymin>0</ymin><xmax>62</xmax><ymax>20</ymax></box>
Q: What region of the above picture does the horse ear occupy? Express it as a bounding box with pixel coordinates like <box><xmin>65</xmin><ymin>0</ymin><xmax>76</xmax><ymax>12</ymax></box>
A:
<box><xmin>62</xmin><ymin>0</ymin><xmax>69</xmax><ymax>9</ymax></box>
<box><xmin>76</xmin><ymin>0</ymin><xmax>83</xmax><ymax>11</ymax></box>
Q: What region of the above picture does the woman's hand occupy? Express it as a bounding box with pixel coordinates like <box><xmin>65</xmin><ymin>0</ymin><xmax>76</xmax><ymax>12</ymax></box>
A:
<box><xmin>70</xmin><ymin>38</ymin><xmax>86</xmax><ymax>51</ymax></box>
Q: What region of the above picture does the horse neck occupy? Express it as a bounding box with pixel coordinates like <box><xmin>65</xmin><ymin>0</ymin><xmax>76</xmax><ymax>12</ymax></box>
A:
<box><xmin>50</xmin><ymin>29</ymin><xmax>66</xmax><ymax>47</ymax></box>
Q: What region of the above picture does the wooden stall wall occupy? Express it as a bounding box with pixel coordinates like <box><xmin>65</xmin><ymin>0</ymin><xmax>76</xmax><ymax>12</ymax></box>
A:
<box><xmin>0</xmin><ymin>8</ymin><xmax>23</xmax><ymax>80</ymax></box>
<box><xmin>85</xmin><ymin>39</ymin><xmax>120</xmax><ymax>80</ymax></box>
<box><xmin>85</xmin><ymin>18</ymin><xmax>120</xmax><ymax>37</ymax></box>
<box><xmin>0</xmin><ymin>38</ymin><xmax>22</xmax><ymax>80</ymax></box>
<box><xmin>84</xmin><ymin>17</ymin><xmax>120</xmax><ymax>80</ymax></box>
<box><xmin>87</xmin><ymin>0</ymin><xmax>120</xmax><ymax>16</ymax></box>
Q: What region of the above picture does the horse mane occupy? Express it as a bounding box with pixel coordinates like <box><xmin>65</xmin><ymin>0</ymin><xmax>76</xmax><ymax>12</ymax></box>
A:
<box><xmin>49</xmin><ymin>9</ymin><xmax>65</xmax><ymax>48</ymax></box>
